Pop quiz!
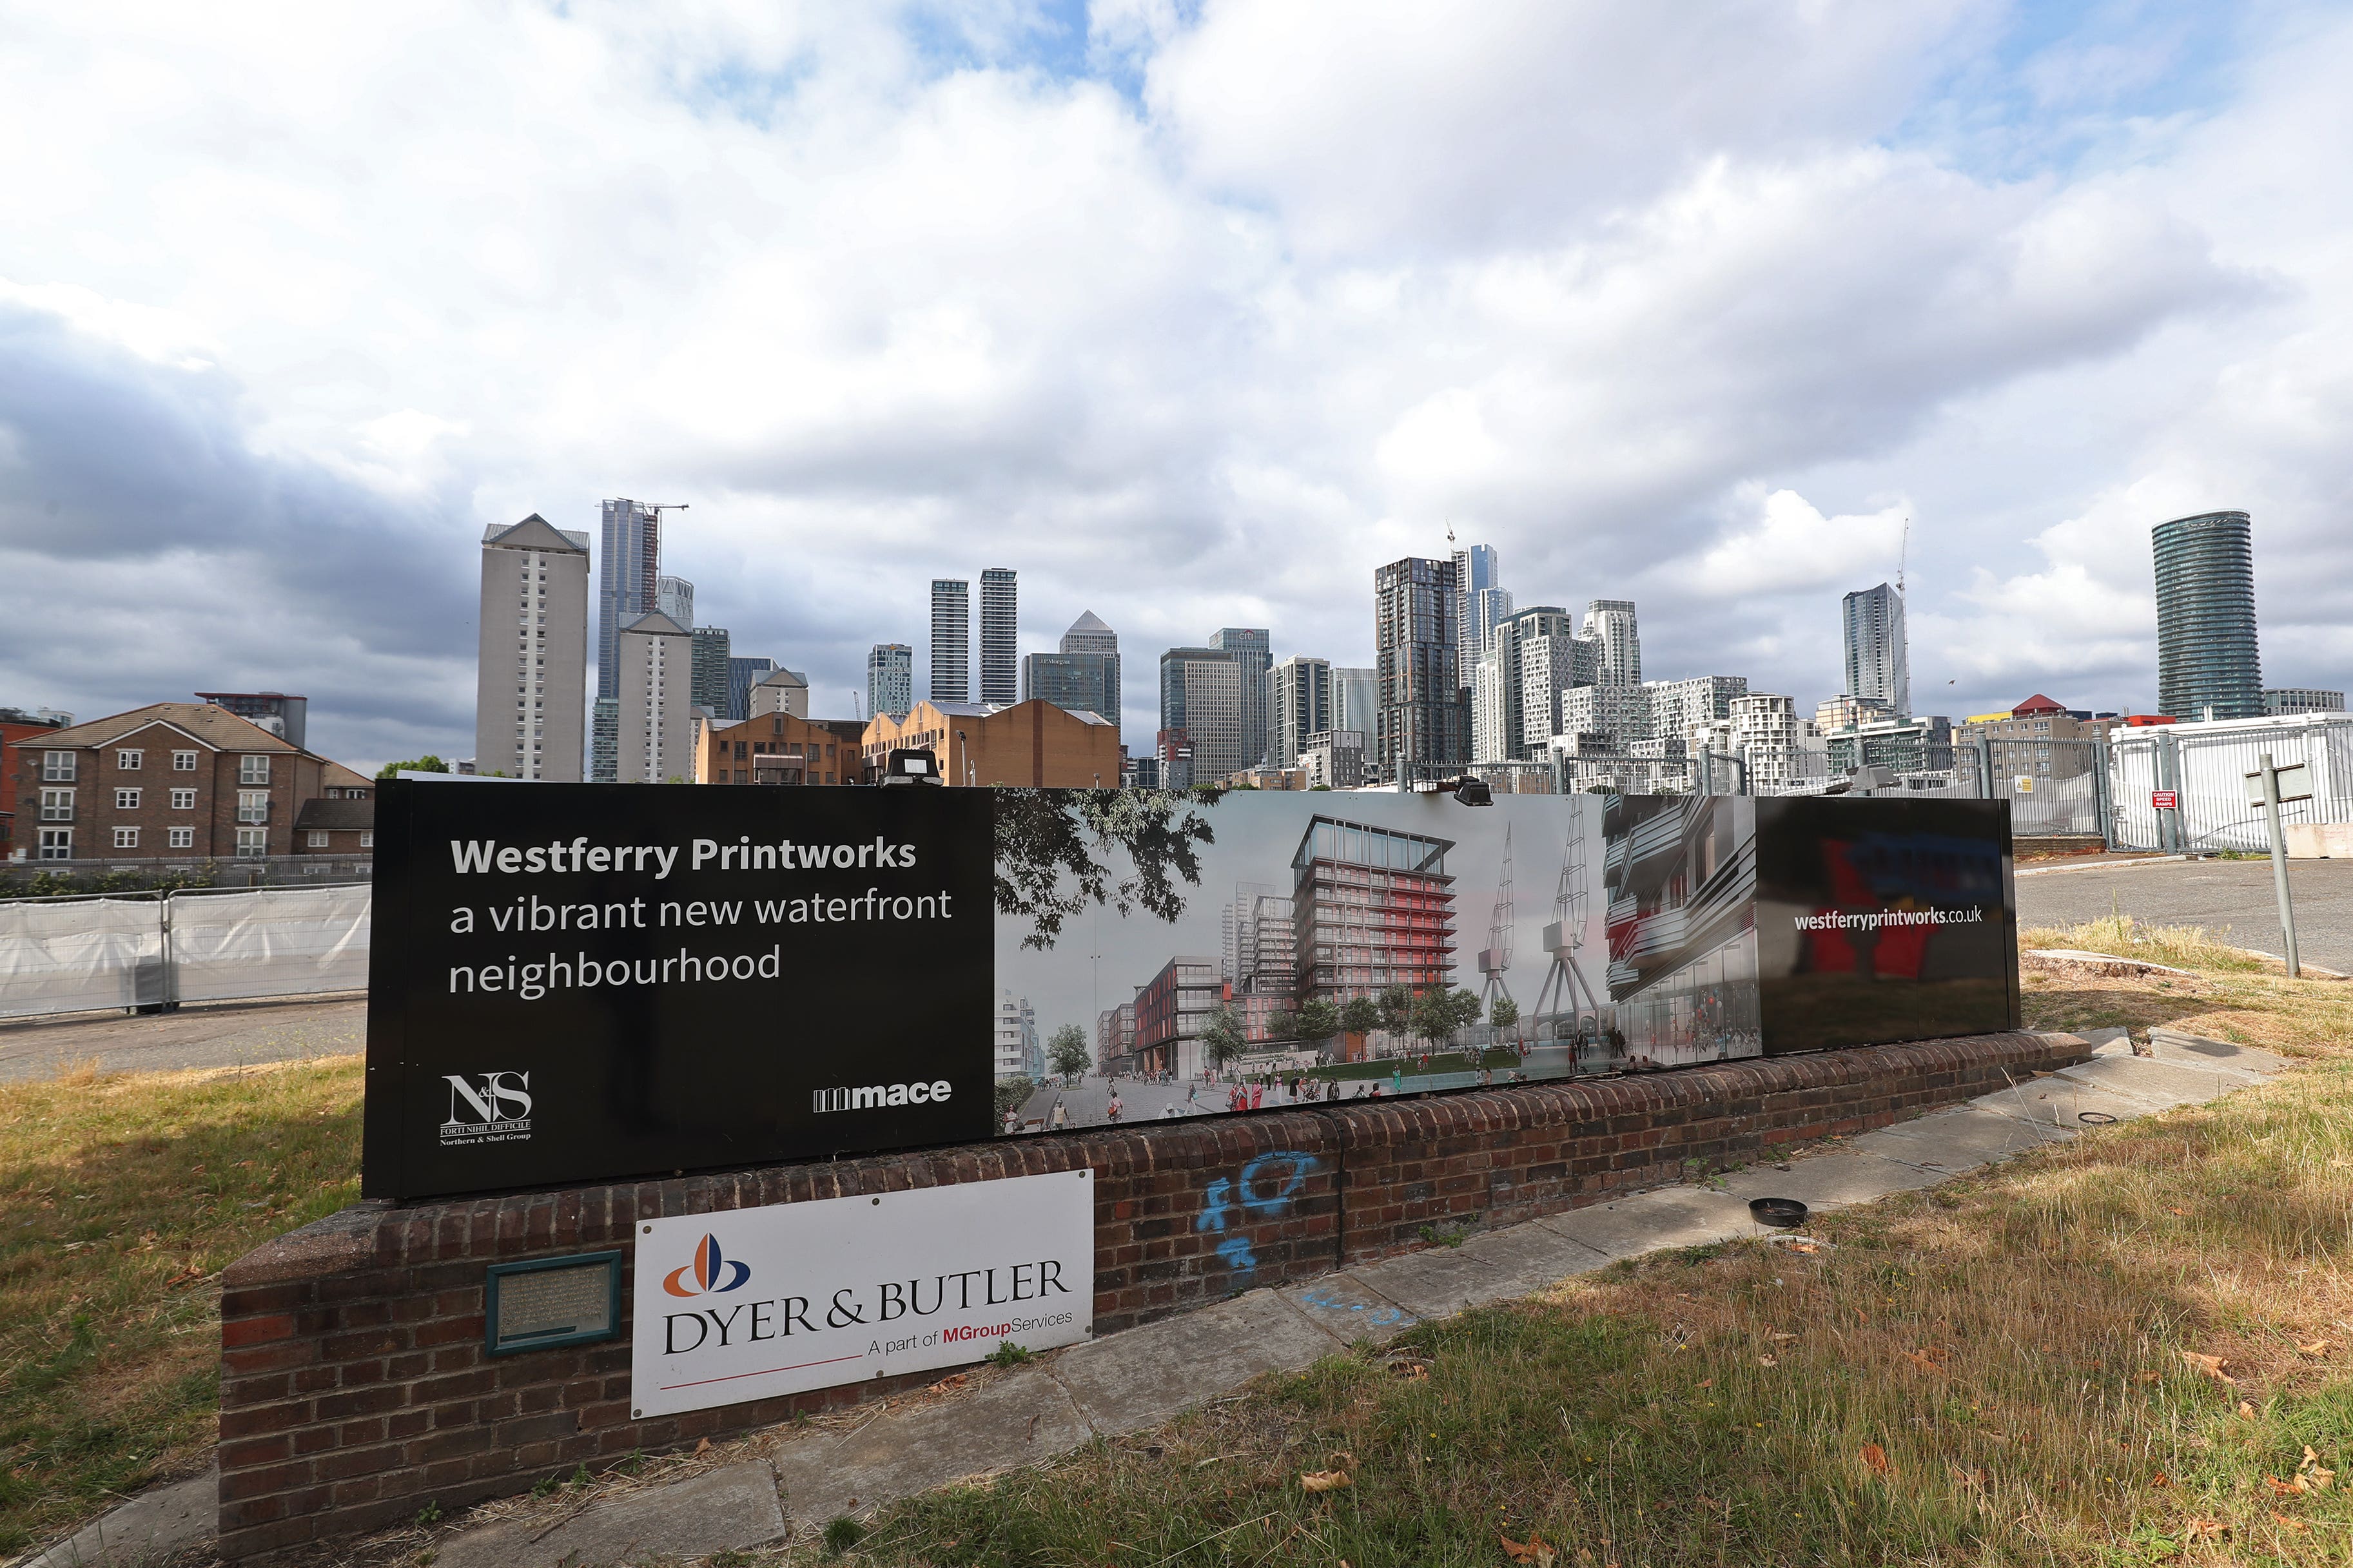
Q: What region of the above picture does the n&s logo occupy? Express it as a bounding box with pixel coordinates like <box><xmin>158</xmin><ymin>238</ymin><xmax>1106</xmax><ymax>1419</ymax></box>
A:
<box><xmin>663</xmin><ymin>1233</ymin><xmax>752</xmax><ymax>1299</ymax></box>
<box><xmin>438</xmin><ymin>1071</ymin><xmax>533</xmax><ymax>1146</ymax></box>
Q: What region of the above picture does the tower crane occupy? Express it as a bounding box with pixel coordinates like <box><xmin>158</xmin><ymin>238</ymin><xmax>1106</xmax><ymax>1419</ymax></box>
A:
<box><xmin>1531</xmin><ymin>804</ymin><xmax>1606</xmax><ymax>1047</ymax></box>
<box><xmin>1476</xmin><ymin>824</ymin><xmax>1516</xmax><ymax>1010</ymax></box>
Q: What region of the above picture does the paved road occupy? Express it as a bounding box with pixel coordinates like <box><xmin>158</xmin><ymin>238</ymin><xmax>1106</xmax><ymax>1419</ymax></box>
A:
<box><xmin>0</xmin><ymin>994</ymin><xmax>364</xmax><ymax>1083</ymax></box>
<box><xmin>2015</xmin><ymin>856</ymin><xmax>2353</xmax><ymax>973</ymax></box>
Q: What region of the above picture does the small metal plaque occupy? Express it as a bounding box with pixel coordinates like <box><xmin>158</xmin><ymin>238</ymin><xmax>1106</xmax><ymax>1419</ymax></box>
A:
<box><xmin>485</xmin><ymin>1252</ymin><xmax>621</xmax><ymax>1357</ymax></box>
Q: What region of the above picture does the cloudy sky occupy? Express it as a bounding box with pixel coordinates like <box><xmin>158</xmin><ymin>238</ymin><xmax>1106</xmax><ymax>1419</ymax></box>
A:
<box><xmin>4</xmin><ymin>0</ymin><xmax>2348</xmax><ymax>771</ymax></box>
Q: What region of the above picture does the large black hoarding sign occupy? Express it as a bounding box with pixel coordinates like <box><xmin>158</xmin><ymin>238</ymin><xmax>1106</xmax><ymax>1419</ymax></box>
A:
<box><xmin>364</xmin><ymin>784</ymin><xmax>2016</xmax><ymax>1199</ymax></box>
<box><xmin>361</xmin><ymin>780</ymin><xmax>994</xmax><ymax>1199</ymax></box>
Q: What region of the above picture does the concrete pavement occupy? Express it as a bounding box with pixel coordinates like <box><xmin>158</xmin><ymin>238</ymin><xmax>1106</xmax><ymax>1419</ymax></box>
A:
<box><xmin>2016</xmin><ymin>855</ymin><xmax>2353</xmax><ymax>973</ymax></box>
<box><xmin>0</xmin><ymin>994</ymin><xmax>363</xmax><ymax>1084</ymax></box>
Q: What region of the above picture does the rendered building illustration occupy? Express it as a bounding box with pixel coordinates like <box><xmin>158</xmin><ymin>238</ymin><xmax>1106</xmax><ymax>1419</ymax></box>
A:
<box><xmin>1291</xmin><ymin>815</ymin><xmax>1458</xmax><ymax>1001</ymax></box>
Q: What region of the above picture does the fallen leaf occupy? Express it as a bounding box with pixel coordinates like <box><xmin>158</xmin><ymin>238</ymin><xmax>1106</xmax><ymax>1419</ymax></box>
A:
<box><xmin>1860</xmin><ymin>1444</ymin><xmax>1891</xmax><ymax>1476</ymax></box>
<box><xmin>692</xmin><ymin>1438</ymin><xmax>710</xmax><ymax>1456</ymax></box>
<box><xmin>2297</xmin><ymin>1340</ymin><xmax>2334</xmax><ymax>1358</ymax></box>
<box><xmin>2272</xmin><ymin>1511</ymin><xmax>2309</xmax><ymax>1532</ymax></box>
<box><xmin>1902</xmin><ymin>1348</ymin><xmax>1946</xmax><ymax>1374</ymax></box>
<box><xmin>2182</xmin><ymin>1351</ymin><xmax>2236</xmax><ymax>1386</ymax></box>
<box><xmin>2137</xmin><ymin>1371</ymin><xmax>2163</xmax><ymax>1383</ymax></box>
<box><xmin>1768</xmin><ymin>1331</ymin><xmax>1799</xmax><ymax>1342</ymax></box>
<box><xmin>2151</xmin><ymin>1473</ymin><xmax>2170</xmax><ymax>1487</ymax></box>
<box><xmin>2167</xmin><ymin>1207</ymin><xmax>2188</xmax><ymax>1216</ymax></box>
<box><xmin>2185</xmin><ymin>1518</ymin><xmax>2227</xmax><ymax>1540</ymax></box>
<box><xmin>1300</xmin><ymin>1470</ymin><xmax>1350</xmax><ymax>1493</ymax></box>
<box><xmin>1757</xmin><ymin>1355</ymin><xmax>1777</xmax><ymax>1368</ymax></box>
<box><xmin>1499</xmin><ymin>1534</ymin><xmax>1557</xmax><ymax>1567</ymax></box>
<box><xmin>2298</xmin><ymin>1446</ymin><xmax>2334</xmax><ymax>1489</ymax></box>
<box><xmin>1697</xmin><ymin>1379</ymin><xmax>1713</xmax><ymax>1389</ymax></box>
<box><xmin>1948</xmin><ymin>1463</ymin><xmax>1989</xmax><ymax>1486</ymax></box>
<box><xmin>2238</xmin><ymin>1400</ymin><xmax>2258</xmax><ymax>1420</ymax></box>
<box><xmin>2265</xmin><ymin>1475</ymin><xmax>2305</xmax><ymax>1495</ymax></box>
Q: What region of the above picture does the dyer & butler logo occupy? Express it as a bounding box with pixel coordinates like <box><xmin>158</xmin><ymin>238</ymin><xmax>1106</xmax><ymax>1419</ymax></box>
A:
<box><xmin>663</xmin><ymin>1233</ymin><xmax>752</xmax><ymax>1299</ymax></box>
<box><xmin>439</xmin><ymin>1070</ymin><xmax>533</xmax><ymax>1146</ymax></box>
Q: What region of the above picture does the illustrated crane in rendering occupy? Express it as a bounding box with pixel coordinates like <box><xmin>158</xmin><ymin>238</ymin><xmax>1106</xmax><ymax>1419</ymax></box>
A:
<box><xmin>1532</xmin><ymin>806</ymin><xmax>1605</xmax><ymax>1043</ymax></box>
<box><xmin>1475</xmin><ymin>824</ymin><xmax>1515</xmax><ymax>1010</ymax></box>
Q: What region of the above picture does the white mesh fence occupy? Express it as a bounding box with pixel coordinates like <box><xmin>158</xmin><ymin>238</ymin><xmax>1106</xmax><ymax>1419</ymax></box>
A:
<box><xmin>0</xmin><ymin>886</ymin><xmax>371</xmax><ymax>1020</ymax></box>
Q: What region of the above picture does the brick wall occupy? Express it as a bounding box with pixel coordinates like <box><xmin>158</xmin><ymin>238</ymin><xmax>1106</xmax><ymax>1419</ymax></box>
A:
<box><xmin>217</xmin><ymin>1029</ymin><xmax>2084</xmax><ymax>1558</ymax></box>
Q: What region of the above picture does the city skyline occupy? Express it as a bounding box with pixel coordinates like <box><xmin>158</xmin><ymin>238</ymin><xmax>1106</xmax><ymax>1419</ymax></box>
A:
<box><xmin>7</xmin><ymin>7</ymin><xmax>2352</xmax><ymax>772</ymax></box>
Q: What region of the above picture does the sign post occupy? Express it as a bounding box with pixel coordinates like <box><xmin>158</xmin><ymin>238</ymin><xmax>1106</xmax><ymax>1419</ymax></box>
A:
<box><xmin>2245</xmin><ymin>756</ymin><xmax>2309</xmax><ymax>978</ymax></box>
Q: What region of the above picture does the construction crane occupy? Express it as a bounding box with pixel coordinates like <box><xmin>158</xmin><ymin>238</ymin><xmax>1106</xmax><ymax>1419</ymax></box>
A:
<box><xmin>1532</xmin><ymin>804</ymin><xmax>1605</xmax><ymax>1045</ymax></box>
<box><xmin>1897</xmin><ymin>514</ymin><xmax>1909</xmax><ymax>597</ymax></box>
<box><xmin>1476</xmin><ymin>824</ymin><xmax>1515</xmax><ymax>1010</ymax></box>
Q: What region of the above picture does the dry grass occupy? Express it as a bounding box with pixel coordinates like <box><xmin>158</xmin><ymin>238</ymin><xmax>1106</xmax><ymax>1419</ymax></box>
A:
<box><xmin>0</xmin><ymin>1055</ymin><xmax>362</xmax><ymax>1556</ymax></box>
<box><xmin>796</xmin><ymin>929</ymin><xmax>2353</xmax><ymax>1567</ymax></box>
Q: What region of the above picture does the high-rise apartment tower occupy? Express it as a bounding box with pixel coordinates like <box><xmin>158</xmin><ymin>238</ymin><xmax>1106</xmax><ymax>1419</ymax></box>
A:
<box><xmin>1840</xmin><ymin>582</ymin><xmax>1909</xmax><ymax>718</ymax></box>
<box><xmin>1374</xmin><ymin>557</ymin><xmax>1469</xmax><ymax>782</ymax></box>
<box><xmin>979</xmin><ymin>568</ymin><xmax>1019</xmax><ymax>706</ymax></box>
<box><xmin>2153</xmin><ymin>511</ymin><xmax>2263</xmax><ymax>721</ymax></box>
<box><xmin>930</xmin><ymin>579</ymin><xmax>971</xmax><ymax>704</ymax></box>
<box><xmin>474</xmin><ymin>514</ymin><xmax>591</xmax><ymax>781</ymax></box>
<box><xmin>867</xmin><ymin>644</ymin><xmax>914</xmax><ymax>722</ymax></box>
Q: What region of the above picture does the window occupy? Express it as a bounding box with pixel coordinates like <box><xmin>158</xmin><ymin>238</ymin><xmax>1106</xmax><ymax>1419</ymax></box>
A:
<box><xmin>113</xmin><ymin>826</ymin><xmax>139</xmax><ymax>849</ymax></box>
<box><xmin>239</xmin><ymin>755</ymin><xmax>271</xmax><ymax>784</ymax></box>
<box><xmin>167</xmin><ymin>826</ymin><xmax>194</xmax><ymax>849</ymax></box>
<box><xmin>39</xmin><ymin>788</ymin><xmax>72</xmax><ymax>821</ymax></box>
<box><xmin>114</xmin><ymin>787</ymin><xmax>141</xmax><ymax>810</ymax></box>
<box><xmin>360</xmin><ymin>831</ymin><xmax>374</xmax><ymax>848</ymax></box>
<box><xmin>42</xmin><ymin>751</ymin><xmax>75</xmax><ymax>782</ymax></box>
<box><xmin>117</xmin><ymin>748</ymin><xmax>142</xmax><ymax>770</ymax></box>
<box><xmin>38</xmin><ymin>828</ymin><xmax>71</xmax><ymax>860</ymax></box>
<box><xmin>235</xmin><ymin>827</ymin><xmax>268</xmax><ymax>858</ymax></box>
<box><xmin>308</xmin><ymin>830</ymin><xmax>331</xmax><ymax>848</ymax></box>
<box><xmin>172</xmin><ymin>750</ymin><xmax>197</xmax><ymax>771</ymax></box>
<box><xmin>171</xmin><ymin>788</ymin><xmax>196</xmax><ymax>810</ymax></box>
<box><xmin>237</xmin><ymin>790</ymin><xmax>269</xmax><ymax>824</ymax></box>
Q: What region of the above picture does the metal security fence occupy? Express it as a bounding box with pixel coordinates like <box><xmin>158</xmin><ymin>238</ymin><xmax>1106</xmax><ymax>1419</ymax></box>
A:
<box><xmin>0</xmin><ymin>883</ymin><xmax>371</xmax><ymax>1020</ymax></box>
<box><xmin>2109</xmin><ymin>713</ymin><xmax>2353</xmax><ymax>853</ymax></box>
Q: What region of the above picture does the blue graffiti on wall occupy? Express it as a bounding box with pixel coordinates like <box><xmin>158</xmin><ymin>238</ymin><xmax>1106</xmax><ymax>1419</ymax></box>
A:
<box><xmin>1195</xmin><ymin>1150</ymin><xmax>1317</xmax><ymax>1275</ymax></box>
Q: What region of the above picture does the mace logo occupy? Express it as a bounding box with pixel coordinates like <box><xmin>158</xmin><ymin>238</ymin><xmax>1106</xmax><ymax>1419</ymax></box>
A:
<box><xmin>663</xmin><ymin>1233</ymin><xmax>752</xmax><ymax>1298</ymax></box>
<box><xmin>812</xmin><ymin>1079</ymin><xmax>953</xmax><ymax>1113</ymax></box>
<box><xmin>439</xmin><ymin>1070</ymin><xmax>534</xmax><ymax>1146</ymax></box>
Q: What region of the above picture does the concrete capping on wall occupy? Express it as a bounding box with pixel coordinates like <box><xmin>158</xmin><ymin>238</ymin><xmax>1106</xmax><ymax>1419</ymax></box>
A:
<box><xmin>215</xmin><ymin>1029</ymin><xmax>2085</xmax><ymax>1559</ymax></box>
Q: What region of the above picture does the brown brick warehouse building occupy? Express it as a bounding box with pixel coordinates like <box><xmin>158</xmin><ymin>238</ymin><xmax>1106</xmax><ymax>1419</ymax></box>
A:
<box><xmin>9</xmin><ymin>701</ymin><xmax>371</xmax><ymax>862</ymax></box>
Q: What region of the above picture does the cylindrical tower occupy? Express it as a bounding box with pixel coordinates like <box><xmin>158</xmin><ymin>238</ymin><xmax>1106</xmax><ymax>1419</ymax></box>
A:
<box><xmin>2153</xmin><ymin>510</ymin><xmax>2263</xmax><ymax>721</ymax></box>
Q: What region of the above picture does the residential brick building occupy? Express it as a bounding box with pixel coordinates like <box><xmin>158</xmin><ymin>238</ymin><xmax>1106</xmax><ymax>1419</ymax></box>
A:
<box><xmin>694</xmin><ymin>711</ymin><xmax>866</xmax><ymax>786</ymax></box>
<box><xmin>1</xmin><ymin>706</ymin><xmax>73</xmax><ymax>858</ymax></box>
<box><xmin>860</xmin><ymin>699</ymin><xmax>1121</xmax><ymax>788</ymax></box>
<box><xmin>12</xmin><ymin>703</ymin><xmax>366</xmax><ymax>862</ymax></box>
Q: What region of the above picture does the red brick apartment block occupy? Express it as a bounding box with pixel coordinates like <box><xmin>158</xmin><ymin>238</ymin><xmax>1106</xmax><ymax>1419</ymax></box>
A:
<box><xmin>217</xmin><ymin>1029</ymin><xmax>2087</xmax><ymax>1558</ymax></box>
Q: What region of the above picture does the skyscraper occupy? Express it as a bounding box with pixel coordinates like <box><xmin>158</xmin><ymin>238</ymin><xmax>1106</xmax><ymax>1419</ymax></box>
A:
<box><xmin>690</xmin><ymin>627</ymin><xmax>730</xmax><ymax>717</ymax></box>
<box><xmin>2154</xmin><ymin>511</ymin><xmax>2263</xmax><ymax>721</ymax></box>
<box><xmin>930</xmin><ymin>579</ymin><xmax>970</xmax><ymax>704</ymax></box>
<box><xmin>616</xmin><ymin>611</ymin><xmax>693</xmax><ymax>783</ymax></box>
<box><xmin>1160</xmin><ymin>646</ymin><xmax>1247</xmax><ymax>786</ymax></box>
<box><xmin>1581</xmin><ymin>600</ymin><xmax>1641</xmax><ymax>688</ymax></box>
<box><xmin>726</xmin><ymin>656</ymin><xmax>777</xmax><ymax>723</ymax></box>
<box><xmin>474</xmin><ymin>514</ymin><xmax>590</xmax><ymax>782</ymax></box>
<box><xmin>1269</xmin><ymin>655</ymin><xmax>1333</xmax><ymax>768</ymax></box>
<box><xmin>1450</xmin><ymin>543</ymin><xmax>1499</xmax><ymax>689</ymax></box>
<box><xmin>1470</xmin><ymin>605</ymin><xmax>1572</xmax><ymax>763</ymax></box>
<box><xmin>1332</xmin><ymin>667</ymin><xmax>1378</xmax><ymax>742</ymax></box>
<box><xmin>1840</xmin><ymin>582</ymin><xmax>1909</xmax><ymax>718</ymax></box>
<box><xmin>656</xmin><ymin>575</ymin><xmax>694</xmax><ymax>630</ymax></box>
<box><xmin>979</xmin><ymin>568</ymin><xmax>1019</xmax><ymax>706</ymax></box>
<box><xmin>596</xmin><ymin>498</ymin><xmax>663</xmax><ymax>781</ymax></box>
<box><xmin>1374</xmin><ymin>557</ymin><xmax>1468</xmax><ymax>782</ymax></box>
<box><xmin>1209</xmin><ymin>628</ymin><xmax>1272</xmax><ymax>767</ymax></box>
<box><xmin>1025</xmin><ymin>611</ymin><xmax>1121</xmax><ymax>733</ymax></box>
<box><xmin>867</xmin><ymin>643</ymin><xmax>914</xmax><ymax>722</ymax></box>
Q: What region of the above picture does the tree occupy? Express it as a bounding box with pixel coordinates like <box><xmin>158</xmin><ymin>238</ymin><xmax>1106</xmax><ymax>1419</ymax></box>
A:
<box><xmin>377</xmin><ymin>755</ymin><xmax>447</xmax><ymax>779</ymax></box>
<box><xmin>1297</xmin><ymin>998</ymin><xmax>1341</xmax><ymax>1041</ymax></box>
<box><xmin>1376</xmin><ymin>983</ymin><xmax>1415</xmax><ymax>1037</ymax></box>
<box><xmin>1411</xmin><ymin>986</ymin><xmax>1483</xmax><ymax>1050</ymax></box>
<box><xmin>1489</xmin><ymin>996</ymin><xmax>1521</xmax><ymax>1032</ymax></box>
<box><xmin>993</xmin><ymin>788</ymin><xmax>1222</xmax><ymax>951</ymax></box>
<box><xmin>1338</xmin><ymin>996</ymin><xmax>1381</xmax><ymax>1038</ymax></box>
<box><xmin>1267</xmin><ymin>1010</ymin><xmax>1298</xmax><ymax>1043</ymax></box>
<box><xmin>1046</xmin><ymin>1023</ymin><xmax>1092</xmax><ymax>1081</ymax></box>
<box><xmin>1200</xmin><ymin>1005</ymin><xmax>1247</xmax><ymax>1070</ymax></box>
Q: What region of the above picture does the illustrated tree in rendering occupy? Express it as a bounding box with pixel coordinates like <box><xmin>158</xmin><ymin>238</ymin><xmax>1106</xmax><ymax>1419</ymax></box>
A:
<box><xmin>1200</xmin><ymin>1005</ymin><xmax>1247</xmax><ymax>1070</ymax></box>
<box><xmin>1338</xmin><ymin>996</ymin><xmax>1381</xmax><ymax>1038</ymax></box>
<box><xmin>1377</xmin><ymin>983</ymin><xmax>1415</xmax><ymax>1038</ymax></box>
<box><xmin>1411</xmin><ymin>986</ymin><xmax>1484</xmax><ymax>1051</ymax></box>
<box><xmin>1046</xmin><ymin>1024</ymin><xmax>1092</xmax><ymax>1082</ymax></box>
<box><xmin>1267</xmin><ymin>1009</ymin><xmax>1298</xmax><ymax>1043</ymax></box>
<box><xmin>1489</xmin><ymin>995</ymin><xmax>1521</xmax><ymax>1032</ymax></box>
<box><xmin>993</xmin><ymin>787</ymin><xmax>1222</xmax><ymax>951</ymax></box>
<box><xmin>1297</xmin><ymin>998</ymin><xmax>1341</xmax><ymax>1043</ymax></box>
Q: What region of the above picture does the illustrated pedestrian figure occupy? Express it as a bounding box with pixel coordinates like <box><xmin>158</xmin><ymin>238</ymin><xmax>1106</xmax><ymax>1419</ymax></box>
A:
<box><xmin>1249</xmin><ymin>1082</ymin><xmax>1265</xmax><ymax>1111</ymax></box>
<box><xmin>1051</xmin><ymin>1099</ymin><xmax>1069</xmax><ymax>1130</ymax></box>
<box><xmin>1003</xmin><ymin>1107</ymin><xmax>1020</xmax><ymax>1135</ymax></box>
<box><xmin>1106</xmin><ymin>1093</ymin><xmax>1125</xmax><ymax>1123</ymax></box>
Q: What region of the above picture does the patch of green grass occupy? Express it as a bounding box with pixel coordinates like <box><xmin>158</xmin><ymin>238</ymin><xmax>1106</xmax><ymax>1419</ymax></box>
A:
<box><xmin>0</xmin><ymin>1056</ymin><xmax>363</xmax><ymax>1555</ymax></box>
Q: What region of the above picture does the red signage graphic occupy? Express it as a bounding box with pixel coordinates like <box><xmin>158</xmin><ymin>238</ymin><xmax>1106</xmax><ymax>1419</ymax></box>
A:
<box><xmin>2151</xmin><ymin>790</ymin><xmax>2179</xmax><ymax>810</ymax></box>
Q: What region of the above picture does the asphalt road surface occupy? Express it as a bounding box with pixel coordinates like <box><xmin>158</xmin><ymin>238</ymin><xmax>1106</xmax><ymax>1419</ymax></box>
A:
<box><xmin>0</xmin><ymin>994</ymin><xmax>364</xmax><ymax>1083</ymax></box>
<box><xmin>2016</xmin><ymin>855</ymin><xmax>2353</xmax><ymax>974</ymax></box>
